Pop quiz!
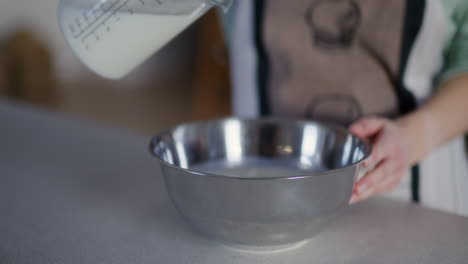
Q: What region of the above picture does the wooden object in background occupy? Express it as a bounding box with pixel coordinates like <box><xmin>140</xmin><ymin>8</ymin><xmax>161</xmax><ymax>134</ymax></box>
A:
<box><xmin>0</xmin><ymin>29</ymin><xmax>57</xmax><ymax>107</ymax></box>
<box><xmin>0</xmin><ymin>61</ymin><xmax>6</xmax><ymax>97</ymax></box>
<box><xmin>191</xmin><ymin>10</ymin><xmax>232</xmax><ymax>120</ymax></box>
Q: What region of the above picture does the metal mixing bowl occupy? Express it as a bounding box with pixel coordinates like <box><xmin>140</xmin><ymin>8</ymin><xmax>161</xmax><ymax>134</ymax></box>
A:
<box><xmin>150</xmin><ymin>118</ymin><xmax>371</xmax><ymax>250</ymax></box>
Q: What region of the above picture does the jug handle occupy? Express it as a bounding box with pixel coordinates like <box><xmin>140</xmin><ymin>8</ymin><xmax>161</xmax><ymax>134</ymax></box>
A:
<box><xmin>206</xmin><ymin>0</ymin><xmax>233</xmax><ymax>12</ymax></box>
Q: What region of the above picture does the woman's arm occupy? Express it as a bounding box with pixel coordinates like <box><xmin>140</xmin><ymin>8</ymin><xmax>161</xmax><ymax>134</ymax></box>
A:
<box><xmin>399</xmin><ymin>74</ymin><xmax>468</xmax><ymax>165</ymax></box>
<box><xmin>349</xmin><ymin>73</ymin><xmax>468</xmax><ymax>204</ymax></box>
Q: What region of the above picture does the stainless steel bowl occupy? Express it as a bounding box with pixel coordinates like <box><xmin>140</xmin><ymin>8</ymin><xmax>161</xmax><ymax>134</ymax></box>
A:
<box><xmin>150</xmin><ymin>118</ymin><xmax>371</xmax><ymax>250</ymax></box>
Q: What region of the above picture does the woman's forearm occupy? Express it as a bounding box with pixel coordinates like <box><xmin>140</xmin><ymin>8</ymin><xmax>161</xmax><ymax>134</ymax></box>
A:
<box><xmin>397</xmin><ymin>73</ymin><xmax>468</xmax><ymax>165</ymax></box>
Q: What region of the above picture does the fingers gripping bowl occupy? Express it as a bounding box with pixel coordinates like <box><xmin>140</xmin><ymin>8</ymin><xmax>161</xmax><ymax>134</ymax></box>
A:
<box><xmin>149</xmin><ymin>118</ymin><xmax>371</xmax><ymax>250</ymax></box>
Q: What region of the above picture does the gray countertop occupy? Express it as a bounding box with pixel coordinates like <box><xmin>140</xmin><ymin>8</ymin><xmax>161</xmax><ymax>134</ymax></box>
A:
<box><xmin>1</xmin><ymin>100</ymin><xmax>468</xmax><ymax>264</ymax></box>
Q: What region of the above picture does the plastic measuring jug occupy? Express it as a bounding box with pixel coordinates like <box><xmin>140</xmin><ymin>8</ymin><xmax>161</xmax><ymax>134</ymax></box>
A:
<box><xmin>58</xmin><ymin>0</ymin><xmax>232</xmax><ymax>79</ymax></box>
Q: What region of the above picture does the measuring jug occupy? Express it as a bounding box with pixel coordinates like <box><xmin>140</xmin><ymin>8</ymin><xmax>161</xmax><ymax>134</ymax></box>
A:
<box><xmin>58</xmin><ymin>0</ymin><xmax>232</xmax><ymax>79</ymax></box>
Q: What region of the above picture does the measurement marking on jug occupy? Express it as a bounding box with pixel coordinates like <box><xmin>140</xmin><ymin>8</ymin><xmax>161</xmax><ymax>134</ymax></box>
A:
<box><xmin>72</xmin><ymin>0</ymin><xmax>123</xmax><ymax>39</ymax></box>
<box><xmin>81</xmin><ymin>0</ymin><xmax>130</xmax><ymax>43</ymax></box>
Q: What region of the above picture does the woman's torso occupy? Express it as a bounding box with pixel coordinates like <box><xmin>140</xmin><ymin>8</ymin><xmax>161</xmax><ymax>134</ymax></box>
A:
<box><xmin>224</xmin><ymin>0</ymin><xmax>468</xmax><ymax>216</ymax></box>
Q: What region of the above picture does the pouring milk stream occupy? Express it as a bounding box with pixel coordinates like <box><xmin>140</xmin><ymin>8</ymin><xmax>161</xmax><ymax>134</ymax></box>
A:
<box><xmin>58</xmin><ymin>0</ymin><xmax>232</xmax><ymax>79</ymax></box>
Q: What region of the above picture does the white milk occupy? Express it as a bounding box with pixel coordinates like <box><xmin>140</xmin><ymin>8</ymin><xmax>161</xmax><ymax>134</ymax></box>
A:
<box><xmin>59</xmin><ymin>6</ymin><xmax>204</xmax><ymax>79</ymax></box>
<box><xmin>191</xmin><ymin>158</ymin><xmax>328</xmax><ymax>178</ymax></box>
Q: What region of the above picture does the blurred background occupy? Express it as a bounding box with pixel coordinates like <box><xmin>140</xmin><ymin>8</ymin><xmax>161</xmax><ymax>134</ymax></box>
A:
<box><xmin>0</xmin><ymin>0</ymin><xmax>231</xmax><ymax>135</ymax></box>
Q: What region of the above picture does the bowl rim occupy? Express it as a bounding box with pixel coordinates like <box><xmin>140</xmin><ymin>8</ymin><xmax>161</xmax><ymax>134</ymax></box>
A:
<box><xmin>149</xmin><ymin>117</ymin><xmax>372</xmax><ymax>181</ymax></box>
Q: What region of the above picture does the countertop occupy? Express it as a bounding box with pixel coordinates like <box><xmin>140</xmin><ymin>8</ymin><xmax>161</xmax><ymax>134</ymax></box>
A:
<box><xmin>1</xmin><ymin>100</ymin><xmax>468</xmax><ymax>264</ymax></box>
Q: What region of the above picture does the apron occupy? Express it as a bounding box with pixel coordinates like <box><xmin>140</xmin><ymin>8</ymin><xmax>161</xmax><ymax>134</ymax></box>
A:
<box><xmin>261</xmin><ymin>0</ymin><xmax>412</xmax><ymax>200</ymax></box>
<box><xmin>263</xmin><ymin>0</ymin><xmax>404</xmax><ymax>125</ymax></box>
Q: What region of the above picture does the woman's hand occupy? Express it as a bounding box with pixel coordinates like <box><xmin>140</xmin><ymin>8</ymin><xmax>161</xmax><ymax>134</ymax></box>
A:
<box><xmin>348</xmin><ymin>117</ymin><xmax>412</xmax><ymax>204</ymax></box>
<box><xmin>348</xmin><ymin>74</ymin><xmax>468</xmax><ymax>204</ymax></box>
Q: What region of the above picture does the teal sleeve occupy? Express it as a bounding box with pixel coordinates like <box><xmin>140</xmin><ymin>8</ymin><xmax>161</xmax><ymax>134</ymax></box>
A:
<box><xmin>439</xmin><ymin>3</ymin><xmax>468</xmax><ymax>83</ymax></box>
